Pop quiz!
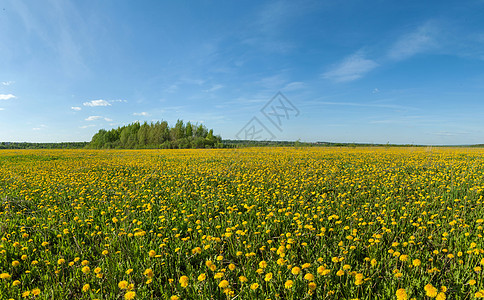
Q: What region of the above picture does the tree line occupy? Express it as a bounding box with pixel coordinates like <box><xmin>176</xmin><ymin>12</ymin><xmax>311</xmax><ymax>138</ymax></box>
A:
<box><xmin>87</xmin><ymin>120</ymin><xmax>223</xmax><ymax>149</ymax></box>
<box><xmin>0</xmin><ymin>142</ymin><xmax>88</xmax><ymax>149</ymax></box>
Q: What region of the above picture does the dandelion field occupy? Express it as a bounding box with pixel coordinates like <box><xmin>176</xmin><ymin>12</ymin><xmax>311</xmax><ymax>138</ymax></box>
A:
<box><xmin>1</xmin><ymin>147</ymin><xmax>484</xmax><ymax>300</ymax></box>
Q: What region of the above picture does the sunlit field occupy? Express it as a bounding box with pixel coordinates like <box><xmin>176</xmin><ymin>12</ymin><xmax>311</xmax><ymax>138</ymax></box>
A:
<box><xmin>1</xmin><ymin>147</ymin><xmax>484</xmax><ymax>300</ymax></box>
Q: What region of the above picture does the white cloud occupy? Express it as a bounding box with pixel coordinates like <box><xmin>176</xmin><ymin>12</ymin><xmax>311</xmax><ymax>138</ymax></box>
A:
<box><xmin>203</xmin><ymin>84</ymin><xmax>223</xmax><ymax>92</ymax></box>
<box><xmin>283</xmin><ymin>81</ymin><xmax>305</xmax><ymax>91</ymax></box>
<box><xmin>372</xmin><ymin>88</ymin><xmax>380</xmax><ymax>94</ymax></box>
<box><xmin>0</xmin><ymin>94</ymin><xmax>16</xmax><ymax>100</ymax></box>
<box><xmin>85</xmin><ymin>116</ymin><xmax>112</xmax><ymax>121</ymax></box>
<box><xmin>32</xmin><ymin>124</ymin><xmax>47</xmax><ymax>131</ymax></box>
<box><xmin>83</xmin><ymin>99</ymin><xmax>111</xmax><ymax>107</ymax></box>
<box><xmin>133</xmin><ymin>112</ymin><xmax>149</xmax><ymax>116</ymax></box>
<box><xmin>79</xmin><ymin>124</ymin><xmax>96</xmax><ymax>129</ymax></box>
<box><xmin>85</xmin><ymin>116</ymin><xmax>102</xmax><ymax>121</ymax></box>
<box><xmin>323</xmin><ymin>53</ymin><xmax>378</xmax><ymax>82</ymax></box>
<box><xmin>0</xmin><ymin>108</ymin><xmax>4</xmax><ymax>111</ymax></box>
<box><xmin>110</xmin><ymin>99</ymin><xmax>127</xmax><ymax>103</ymax></box>
<box><xmin>388</xmin><ymin>22</ymin><xmax>438</xmax><ymax>61</ymax></box>
<box><xmin>71</xmin><ymin>106</ymin><xmax>81</xmax><ymax>111</ymax></box>
<box><xmin>1</xmin><ymin>81</ymin><xmax>14</xmax><ymax>86</ymax></box>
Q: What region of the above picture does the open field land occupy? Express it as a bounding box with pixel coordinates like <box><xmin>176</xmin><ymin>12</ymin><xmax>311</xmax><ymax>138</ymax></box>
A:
<box><xmin>1</xmin><ymin>147</ymin><xmax>484</xmax><ymax>299</ymax></box>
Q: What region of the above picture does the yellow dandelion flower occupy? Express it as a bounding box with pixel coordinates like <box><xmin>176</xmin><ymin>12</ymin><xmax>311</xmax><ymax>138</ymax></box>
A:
<box><xmin>308</xmin><ymin>282</ymin><xmax>317</xmax><ymax>291</ymax></box>
<box><xmin>425</xmin><ymin>284</ymin><xmax>438</xmax><ymax>298</ymax></box>
<box><xmin>118</xmin><ymin>281</ymin><xmax>129</xmax><ymax>289</ymax></box>
<box><xmin>82</xmin><ymin>284</ymin><xmax>90</xmax><ymax>292</ymax></box>
<box><xmin>81</xmin><ymin>266</ymin><xmax>90</xmax><ymax>274</ymax></box>
<box><xmin>264</xmin><ymin>273</ymin><xmax>273</xmax><ymax>282</ymax></box>
<box><xmin>239</xmin><ymin>276</ymin><xmax>248</xmax><ymax>283</ymax></box>
<box><xmin>125</xmin><ymin>291</ymin><xmax>136</xmax><ymax>300</ymax></box>
<box><xmin>198</xmin><ymin>273</ymin><xmax>206</xmax><ymax>281</ymax></box>
<box><xmin>285</xmin><ymin>280</ymin><xmax>294</xmax><ymax>289</ymax></box>
<box><xmin>0</xmin><ymin>273</ymin><xmax>11</xmax><ymax>280</ymax></box>
<box><xmin>179</xmin><ymin>275</ymin><xmax>189</xmax><ymax>288</ymax></box>
<box><xmin>250</xmin><ymin>283</ymin><xmax>259</xmax><ymax>290</ymax></box>
<box><xmin>396</xmin><ymin>288</ymin><xmax>407</xmax><ymax>300</ymax></box>
<box><xmin>304</xmin><ymin>273</ymin><xmax>315</xmax><ymax>281</ymax></box>
<box><xmin>219</xmin><ymin>280</ymin><xmax>229</xmax><ymax>288</ymax></box>
<box><xmin>291</xmin><ymin>266</ymin><xmax>301</xmax><ymax>275</ymax></box>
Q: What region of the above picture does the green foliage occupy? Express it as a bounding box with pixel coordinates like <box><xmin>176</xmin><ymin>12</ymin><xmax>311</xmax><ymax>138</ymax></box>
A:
<box><xmin>87</xmin><ymin>120</ymin><xmax>223</xmax><ymax>149</ymax></box>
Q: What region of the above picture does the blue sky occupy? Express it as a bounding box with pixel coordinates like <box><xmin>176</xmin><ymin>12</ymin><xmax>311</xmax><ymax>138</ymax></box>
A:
<box><xmin>1</xmin><ymin>0</ymin><xmax>484</xmax><ymax>144</ymax></box>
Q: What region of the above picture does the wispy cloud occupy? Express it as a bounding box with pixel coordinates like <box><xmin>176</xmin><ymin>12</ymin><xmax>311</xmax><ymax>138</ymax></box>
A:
<box><xmin>83</xmin><ymin>99</ymin><xmax>111</xmax><ymax>107</ymax></box>
<box><xmin>133</xmin><ymin>112</ymin><xmax>149</xmax><ymax>116</ymax></box>
<box><xmin>110</xmin><ymin>99</ymin><xmax>127</xmax><ymax>103</ymax></box>
<box><xmin>322</xmin><ymin>53</ymin><xmax>378</xmax><ymax>82</ymax></box>
<box><xmin>0</xmin><ymin>108</ymin><xmax>4</xmax><ymax>111</ymax></box>
<box><xmin>32</xmin><ymin>124</ymin><xmax>47</xmax><ymax>131</ymax></box>
<box><xmin>283</xmin><ymin>81</ymin><xmax>305</xmax><ymax>91</ymax></box>
<box><xmin>1</xmin><ymin>81</ymin><xmax>14</xmax><ymax>86</ymax></box>
<box><xmin>80</xmin><ymin>124</ymin><xmax>96</xmax><ymax>129</ymax></box>
<box><xmin>85</xmin><ymin>115</ymin><xmax>112</xmax><ymax>121</ymax></box>
<box><xmin>387</xmin><ymin>22</ymin><xmax>439</xmax><ymax>61</ymax></box>
<box><xmin>71</xmin><ymin>106</ymin><xmax>81</xmax><ymax>111</ymax></box>
<box><xmin>203</xmin><ymin>84</ymin><xmax>223</xmax><ymax>92</ymax></box>
<box><xmin>0</xmin><ymin>94</ymin><xmax>16</xmax><ymax>100</ymax></box>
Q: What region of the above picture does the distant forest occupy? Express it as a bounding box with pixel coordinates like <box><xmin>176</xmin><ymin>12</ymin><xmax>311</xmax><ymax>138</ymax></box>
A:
<box><xmin>0</xmin><ymin>142</ymin><xmax>88</xmax><ymax>149</ymax></box>
<box><xmin>88</xmin><ymin>120</ymin><xmax>223</xmax><ymax>149</ymax></box>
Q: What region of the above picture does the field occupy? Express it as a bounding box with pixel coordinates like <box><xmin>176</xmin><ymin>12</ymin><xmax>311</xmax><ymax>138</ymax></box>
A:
<box><xmin>0</xmin><ymin>147</ymin><xmax>484</xmax><ymax>300</ymax></box>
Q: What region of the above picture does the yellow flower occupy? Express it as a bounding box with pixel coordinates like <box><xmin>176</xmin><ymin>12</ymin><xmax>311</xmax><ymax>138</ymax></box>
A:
<box><xmin>57</xmin><ymin>259</ymin><xmax>65</xmax><ymax>265</ymax></box>
<box><xmin>125</xmin><ymin>291</ymin><xmax>136</xmax><ymax>300</ymax></box>
<box><xmin>179</xmin><ymin>275</ymin><xmax>189</xmax><ymax>288</ymax></box>
<box><xmin>264</xmin><ymin>273</ymin><xmax>273</xmax><ymax>282</ymax></box>
<box><xmin>81</xmin><ymin>266</ymin><xmax>90</xmax><ymax>274</ymax></box>
<box><xmin>336</xmin><ymin>270</ymin><xmax>345</xmax><ymax>276</ymax></box>
<box><xmin>126</xmin><ymin>269</ymin><xmax>133</xmax><ymax>275</ymax></box>
<box><xmin>149</xmin><ymin>250</ymin><xmax>156</xmax><ymax>257</ymax></box>
<box><xmin>81</xmin><ymin>260</ymin><xmax>89</xmax><ymax>266</ymax></box>
<box><xmin>198</xmin><ymin>273</ymin><xmax>206</xmax><ymax>281</ymax></box>
<box><xmin>412</xmin><ymin>259</ymin><xmax>421</xmax><ymax>267</ymax></box>
<box><xmin>170</xmin><ymin>296</ymin><xmax>179</xmax><ymax>300</ymax></box>
<box><xmin>291</xmin><ymin>266</ymin><xmax>301</xmax><ymax>275</ymax></box>
<box><xmin>13</xmin><ymin>280</ymin><xmax>21</xmax><ymax>286</ymax></box>
<box><xmin>118</xmin><ymin>281</ymin><xmax>129</xmax><ymax>289</ymax></box>
<box><xmin>425</xmin><ymin>284</ymin><xmax>438</xmax><ymax>298</ymax></box>
<box><xmin>21</xmin><ymin>255</ymin><xmax>27</xmax><ymax>260</ymax></box>
<box><xmin>285</xmin><ymin>280</ymin><xmax>294</xmax><ymax>289</ymax></box>
<box><xmin>436</xmin><ymin>292</ymin><xmax>446</xmax><ymax>300</ymax></box>
<box><xmin>30</xmin><ymin>288</ymin><xmax>40</xmax><ymax>296</ymax></box>
<box><xmin>370</xmin><ymin>259</ymin><xmax>377</xmax><ymax>267</ymax></box>
<box><xmin>308</xmin><ymin>282</ymin><xmax>317</xmax><ymax>291</ymax></box>
<box><xmin>94</xmin><ymin>267</ymin><xmax>101</xmax><ymax>274</ymax></box>
<box><xmin>302</xmin><ymin>263</ymin><xmax>311</xmax><ymax>269</ymax></box>
<box><xmin>22</xmin><ymin>291</ymin><xmax>30</xmax><ymax>298</ymax></box>
<box><xmin>469</xmin><ymin>279</ymin><xmax>476</xmax><ymax>285</ymax></box>
<box><xmin>219</xmin><ymin>280</ymin><xmax>229</xmax><ymax>288</ymax></box>
<box><xmin>228</xmin><ymin>263</ymin><xmax>236</xmax><ymax>271</ymax></box>
<box><xmin>102</xmin><ymin>250</ymin><xmax>109</xmax><ymax>255</ymax></box>
<box><xmin>304</xmin><ymin>273</ymin><xmax>315</xmax><ymax>281</ymax></box>
<box><xmin>250</xmin><ymin>283</ymin><xmax>259</xmax><ymax>290</ymax></box>
<box><xmin>12</xmin><ymin>261</ymin><xmax>20</xmax><ymax>267</ymax></box>
<box><xmin>0</xmin><ymin>273</ymin><xmax>11</xmax><ymax>280</ymax></box>
<box><xmin>239</xmin><ymin>276</ymin><xmax>248</xmax><ymax>283</ymax></box>
<box><xmin>216</xmin><ymin>255</ymin><xmax>223</xmax><ymax>261</ymax></box>
<box><xmin>82</xmin><ymin>284</ymin><xmax>90</xmax><ymax>292</ymax></box>
<box><xmin>259</xmin><ymin>260</ymin><xmax>267</xmax><ymax>268</ymax></box>
<box><xmin>143</xmin><ymin>268</ymin><xmax>154</xmax><ymax>278</ymax></box>
<box><xmin>396</xmin><ymin>288</ymin><xmax>407</xmax><ymax>300</ymax></box>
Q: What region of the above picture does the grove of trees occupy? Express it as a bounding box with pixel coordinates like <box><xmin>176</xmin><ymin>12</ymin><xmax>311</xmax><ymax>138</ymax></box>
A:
<box><xmin>88</xmin><ymin>120</ymin><xmax>223</xmax><ymax>149</ymax></box>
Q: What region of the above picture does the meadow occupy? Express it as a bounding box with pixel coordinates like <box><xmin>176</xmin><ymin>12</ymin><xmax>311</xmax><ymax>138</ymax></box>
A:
<box><xmin>0</xmin><ymin>147</ymin><xmax>483</xmax><ymax>300</ymax></box>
